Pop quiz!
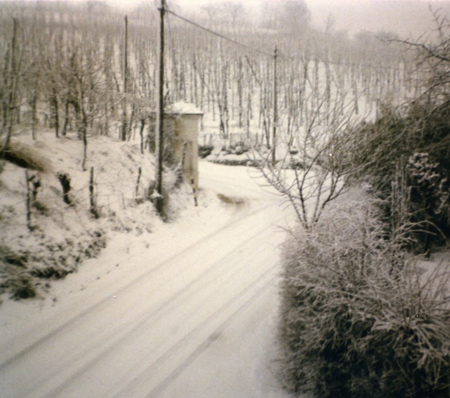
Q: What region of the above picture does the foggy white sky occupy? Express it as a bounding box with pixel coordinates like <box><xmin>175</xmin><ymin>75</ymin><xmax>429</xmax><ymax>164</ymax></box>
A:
<box><xmin>2</xmin><ymin>0</ymin><xmax>449</xmax><ymax>37</ymax></box>
<box><xmin>113</xmin><ymin>0</ymin><xmax>450</xmax><ymax>37</ymax></box>
<box><xmin>308</xmin><ymin>0</ymin><xmax>450</xmax><ymax>38</ymax></box>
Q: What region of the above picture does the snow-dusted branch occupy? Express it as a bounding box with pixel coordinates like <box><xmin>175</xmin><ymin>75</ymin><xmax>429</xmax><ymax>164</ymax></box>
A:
<box><xmin>256</xmin><ymin>87</ymin><xmax>363</xmax><ymax>229</ymax></box>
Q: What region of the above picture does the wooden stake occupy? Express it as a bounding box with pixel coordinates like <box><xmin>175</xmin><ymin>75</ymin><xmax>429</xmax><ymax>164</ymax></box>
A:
<box><xmin>191</xmin><ymin>177</ymin><xmax>198</xmax><ymax>207</ymax></box>
<box><xmin>25</xmin><ymin>170</ymin><xmax>32</xmax><ymax>230</ymax></box>
<box><xmin>89</xmin><ymin>166</ymin><xmax>98</xmax><ymax>218</ymax></box>
<box><xmin>272</xmin><ymin>46</ymin><xmax>278</xmax><ymax>166</ymax></box>
<box><xmin>135</xmin><ymin>166</ymin><xmax>142</xmax><ymax>199</ymax></box>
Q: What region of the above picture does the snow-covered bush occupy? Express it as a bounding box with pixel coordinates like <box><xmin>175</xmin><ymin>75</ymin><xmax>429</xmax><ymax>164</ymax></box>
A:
<box><xmin>407</xmin><ymin>153</ymin><xmax>450</xmax><ymax>247</ymax></box>
<box><xmin>350</xmin><ymin>102</ymin><xmax>450</xmax><ymax>253</ymax></box>
<box><xmin>279</xmin><ymin>193</ymin><xmax>450</xmax><ymax>398</ymax></box>
<box><xmin>0</xmin><ymin>228</ymin><xmax>106</xmax><ymax>300</ymax></box>
<box><xmin>198</xmin><ymin>144</ymin><xmax>214</xmax><ymax>158</ymax></box>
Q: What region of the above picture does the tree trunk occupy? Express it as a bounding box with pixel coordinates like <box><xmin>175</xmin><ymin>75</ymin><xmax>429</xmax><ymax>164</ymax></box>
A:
<box><xmin>51</xmin><ymin>87</ymin><xmax>59</xmax><ymax>138</ymax></box>
<box><xmin>139</xmin><ymin>118</ymin><xmax>145</xmax><ymax>154</ymax></box>
<box><xmin>62</xmin><ymin>100</ymin><xmax>69</xmax><ymax>136</ymax></box>
<box><xmin>30</xmin><ymin>87</ymin><xmax>38</xmax><ymax>140</ymax></box>
<box><xmin>1</xmin><ymin>18</ymin><xmax>19</xmax><ymax>154</ymax></box>
<box><xmin>57</xmin><ymin>172</ymin><xmax>74</xmax><ymax>206</ymax></box>
<box><xmin>121</xmin><ymin>15</ymin><xmax>128</xmax><ymax>141</ymax></box>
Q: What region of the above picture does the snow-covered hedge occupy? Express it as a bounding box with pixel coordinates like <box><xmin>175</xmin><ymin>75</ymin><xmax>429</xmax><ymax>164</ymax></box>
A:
<box><xmin>0</xmin><ymin>229</ymin><xmax>106</xmax><ymax>300</ymax></box>
<box><xmin>279</xmin><ymin>194</ymin><xmax>450</xmax><ymax>398</ymax></box>
<box><xmin>350</xmin><ymin>102</ymin><xmax>450</xmax><ymax>254</ymax></box>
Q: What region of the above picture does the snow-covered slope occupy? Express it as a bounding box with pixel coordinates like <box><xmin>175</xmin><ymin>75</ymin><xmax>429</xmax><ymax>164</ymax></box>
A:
<box><xmin>0</xmin><ymin>128</ymin><xmax>188</xmax><ymax>300</ymax></box>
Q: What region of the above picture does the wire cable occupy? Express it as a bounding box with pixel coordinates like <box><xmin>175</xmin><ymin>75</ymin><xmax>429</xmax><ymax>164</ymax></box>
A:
<box><xmin>165</xmin><ymin>8</ymin><xmax>274</xmax><ymax>58</ymax></box>
<box><xmin>165</xmin><ymin>6</ymin><xmax>420</xmax><ymax>74</ymax></box>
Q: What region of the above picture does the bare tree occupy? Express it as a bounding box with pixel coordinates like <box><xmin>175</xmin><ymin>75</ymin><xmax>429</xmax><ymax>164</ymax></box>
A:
<box><xmin>257</xmin><ymin>90</ymin><xmax>363</xmax><ymax>230</ymax></box>
<box><xmin>392</xmin><ymin>9</ymin><xmax>450</xmax><ymax>108</ymax></box>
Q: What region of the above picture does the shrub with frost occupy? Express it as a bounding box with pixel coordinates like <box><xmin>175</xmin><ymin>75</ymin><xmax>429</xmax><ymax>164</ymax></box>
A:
<box><xmin>407</xmin><ymin>153</ymin><xmax>450</xmax><ymax>243</ymax></box>
<box><xmin>349</xmin><ymin>102</ymin><xmax>450</xmax><ymax>253</ymax></box>
<box><xmin>279</xmin><ymin>193</ymin><xmax>450</xmax><ymax>398</ymax></box>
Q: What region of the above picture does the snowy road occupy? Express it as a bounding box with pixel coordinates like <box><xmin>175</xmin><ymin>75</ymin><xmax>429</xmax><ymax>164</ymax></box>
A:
<box><xmin>0</xmin><ymin>162</ymin><xmax>295</xmax><ymax>398</ymax></box>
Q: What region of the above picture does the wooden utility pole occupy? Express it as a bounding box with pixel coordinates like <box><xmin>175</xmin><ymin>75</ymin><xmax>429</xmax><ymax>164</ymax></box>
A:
<box><xmin>155</xmin><ymin>0</ymin><xmax>165</xmax><ymax>215</ymax></box>
<box><xmin>121</xmin><ymin>15</ymin><xmax>128</xmax><ymax>141</ymax></box>
<box><xmin>272</xmin><ymin>46</ymin><xmax>278</xmax><ymax>166</ymax></box>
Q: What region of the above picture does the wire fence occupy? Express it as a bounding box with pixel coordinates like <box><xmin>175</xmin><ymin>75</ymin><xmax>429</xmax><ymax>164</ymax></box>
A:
<box><xmin>0</xmin><ymin>165</ymin><xmax>157</xmax><ymax>232</ymax></box>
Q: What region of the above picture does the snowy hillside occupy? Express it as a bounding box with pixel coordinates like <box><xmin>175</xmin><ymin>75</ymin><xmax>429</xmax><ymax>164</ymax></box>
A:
<box><xmin>0</xmin><ymin>128</ymin><xmax>193</xmax><ymax>300</ymax></box>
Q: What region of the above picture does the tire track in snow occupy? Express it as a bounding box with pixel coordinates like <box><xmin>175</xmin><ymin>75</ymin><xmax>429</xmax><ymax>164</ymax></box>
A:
<box><xmin>0</xmin><ymin>203</ymin><xmax>286</xmax><ymax>398</ymax></box>
<box><xmin>200</xmin><ymin>164</ymin><xmax>275</xmax><ymax>199</ymax></box>
<box><xmin>113</xmin><ymin>258</ymin><xmax>279</xmax><ymax>398</ymax></box>
<box><xmin>36</xmin><ymin>224</ymin><xmax>277</xmax><ymax>398</ymax></box>
<box><xmin>1</xmin><ymin>163</ymin><xmax>291</xmax><ymax>398</ymax></box>
<box><xmin>142</xmin><ymin>271</ymin><xmax>279</xmax><ymax>398</ymax></box>
<box><xmin>0</xmin><ymin>200</ymin><xmax>277</xmax><ymax>373</ymax></box>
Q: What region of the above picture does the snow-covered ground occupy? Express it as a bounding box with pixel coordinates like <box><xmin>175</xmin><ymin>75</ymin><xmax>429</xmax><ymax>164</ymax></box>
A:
<box><xmin>0</xmin><ymin>160</ymin><xmax>299</xmax><ymax>398</ymax></box>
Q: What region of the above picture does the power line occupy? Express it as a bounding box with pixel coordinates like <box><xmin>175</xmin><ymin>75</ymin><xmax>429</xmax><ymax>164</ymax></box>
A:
<box><xmin>165</xmin><ymin>7</ymin><xmax>419</xmax><ymax>74</ymax></box>
<box><xmin>165</xmin><ymin>8</ymin><xmax>274</xmax><ymax>58</ymax></box>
